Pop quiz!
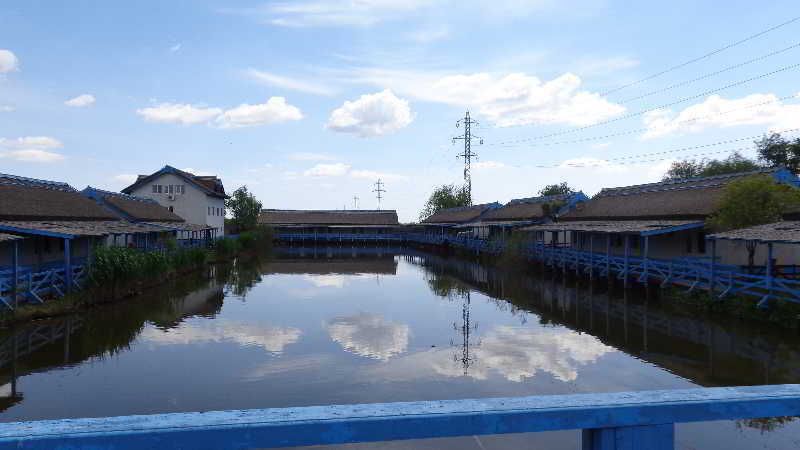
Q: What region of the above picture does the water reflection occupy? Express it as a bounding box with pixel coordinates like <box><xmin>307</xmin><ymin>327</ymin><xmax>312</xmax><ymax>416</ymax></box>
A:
<box><xmin>325</xmin><ymin>313</ymin><xmax>409</xmax><ymax>360</ymax></box>
<box><xmin>141</xmin><ymin>321</ymin><xmax>301</xmax><ymax>354</ymax></box>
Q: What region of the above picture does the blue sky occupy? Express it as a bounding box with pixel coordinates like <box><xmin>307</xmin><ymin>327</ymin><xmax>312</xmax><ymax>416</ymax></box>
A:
<box><xmin>2</xmin><ymin>1</ymin><xmax>800</xmax><ymax>221</ymax></box>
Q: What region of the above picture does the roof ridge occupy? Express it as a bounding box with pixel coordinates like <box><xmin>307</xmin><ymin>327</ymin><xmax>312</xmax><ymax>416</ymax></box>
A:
<box><xmin>0</xmin><ymin>179</ymin><xmax>76</xmax><ymax>192</ymax></box>
<box><xmin>84</xmin><ymin>186</ymin><xmax>158</xmax><ymax>203</ymax></box>
<box><xmin>599</xmin><ymin>182</ymin><xmax>726</xmax><ymax>197</ymax></box>
<box><xmin>599</xmin><ymin>167</ymin><xmax>780</xmax><ymax>195</ymax></box>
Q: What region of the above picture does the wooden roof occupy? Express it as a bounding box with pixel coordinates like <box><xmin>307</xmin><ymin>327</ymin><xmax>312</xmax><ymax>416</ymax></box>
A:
<box><xmin>83</xmin><ymin>187</ymin><xmax>184</xmax><ymax>222</ymax></box>
<box><xmin>0</xmin><ymin>182</ymin><xmax>118</xmax><ymax>221</ymax></box>
<box><xmin>259</xmin><ymin>210</ymin><xmax>399</xmax><ymax>226</ymax></box>
<box><xmin>709</xmin><ymin>221</ymin><xmax>800</xmax><ymax>243</ymax></box>
<box><xmin>563</xmin><ymin>168</ymin><xmax>792</xmax><ymax>221</ymax></box>
<box><xmin>479</xmin><ymin>193</ymin><xmax>577</xmax><ymax>222</ymax></box>
<box><xmin>0</xmin><ymin>220</ymin><xmax>170</xmax><ymax>238</ymax></box>
<box><xmin>421</xmin><ymin>203</ymin><xmax>501</xmax><ymax>224</ymax></box>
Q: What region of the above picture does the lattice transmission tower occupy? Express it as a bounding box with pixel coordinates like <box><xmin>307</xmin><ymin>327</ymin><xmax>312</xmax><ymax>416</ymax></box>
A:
<box><xmin>373</xmin><ymin>179</ymin><xmax>386</xmax><ymax>210</ymax></box>
<box><xmin>452</xmin><ymin>111</ymin><xmax>483</xmax><ymax>205</ymax></box>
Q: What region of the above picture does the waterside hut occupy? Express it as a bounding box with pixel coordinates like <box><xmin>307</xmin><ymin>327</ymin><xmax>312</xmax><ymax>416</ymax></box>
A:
<box><xmin>259</xmin><ymin>210</ymin><xmax>401</xmax><ymax>243</ymax></box>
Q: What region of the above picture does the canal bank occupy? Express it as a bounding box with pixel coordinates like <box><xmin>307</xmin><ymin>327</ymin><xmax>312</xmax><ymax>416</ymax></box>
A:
<box><xmin>1</xmin><ymin>247</ymin><xmax>796</xmax><ymax>448</ymax></box>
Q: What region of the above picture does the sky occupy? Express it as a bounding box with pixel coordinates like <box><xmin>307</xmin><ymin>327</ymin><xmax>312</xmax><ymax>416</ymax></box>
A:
<box><xmin>1</xmin><ymin>1</ymin><xmax>800</xmax><ymax>222</ymax></box>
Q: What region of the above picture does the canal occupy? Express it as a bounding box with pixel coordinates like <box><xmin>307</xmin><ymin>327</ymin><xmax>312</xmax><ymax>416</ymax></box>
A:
<box><xmin>0</xmin><ymin>247</ymin><xmax>798</xmax><ymax>449</ymax></box>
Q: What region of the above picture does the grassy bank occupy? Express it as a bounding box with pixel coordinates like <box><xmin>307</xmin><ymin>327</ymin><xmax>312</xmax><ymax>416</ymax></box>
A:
<box><xmin>0</xmin><ymin>226</ymin><xmax>274</xmax><ymax>327</ymax></box>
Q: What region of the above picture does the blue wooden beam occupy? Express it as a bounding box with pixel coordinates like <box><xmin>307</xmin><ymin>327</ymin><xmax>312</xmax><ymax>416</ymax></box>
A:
<box><xmin>0</xmin><ymin>385</ymin><xmax>798</xmax><ymax>449</ymax></box>
<box><xmin>0</xmin><ymin>225</ymin><xmax>74</xmax><ymax>239</ymax></box>
<box><xmin>640</xmin><ymin>221</ymin><xmax>704</xmax><ymax>237</ymax></box>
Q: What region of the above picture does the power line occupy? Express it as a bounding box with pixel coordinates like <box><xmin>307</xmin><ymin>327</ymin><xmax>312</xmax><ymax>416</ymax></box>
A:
<box><xmin>600</xmin><ymin>14</ymin><xmax>800</xmax><ymax>97</ymax></box>
<box><xmin>452</xmin><ymin>111</ymin><xmax>483</xmax><ymax>205</ymax></box>
<box><xmin>619</xmin><ymin>42</ymin><xmax>800</xmax><ymax>104</ymax></box>
<box><xmin>373</xmin><ymin>178</ymin><xmax>386</xmax><ymax>210</ymax></box>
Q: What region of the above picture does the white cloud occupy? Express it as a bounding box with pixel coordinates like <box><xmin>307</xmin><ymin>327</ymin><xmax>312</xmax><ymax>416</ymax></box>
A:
<box><xmin>304</xmin><ymin>275</ymin><xmax>347</xmax><ymax>288</ymax></box>
<box><xmin>590</xmin><ymin>142</ymin><xmax>612</xmax><ymax>150</ymax></box>
<box><xmin>261</xmin><ymin>0</ymin><xmax>433</xmax><ymax>27</ymax></box>
<box><xmin>245</xmin><ymin>68</ymin><xmax>336</xmax><ymax>96</ymax></box>
<box><xmin>0</xmin><ymin>136</ymin><xmax>66</xmax><ymax>163</ymax></box>
<box><xmin>64</xmin><ymin>94</ymin><xmax>96</xmax><ymax>107</ymax></box>
<box><xmin>642</xmin><ymin>93</ymin><xmax>800</xmax><ymax>139</ymax></box>
<box><xmin>327</xmin><ymin>89</ymin><xmax>413</xmax><ymax>137</ymax></box>
<box><xmin>140</xmin><ymin>320</ymin><xmax>302</xmax><ymax>354</ymax></box>
<box><xmin>0</xmin><ymin>105</ymin><xmax>13</xmax><ymax>112</ymax></box>
<box><xmin>137</xmin><ymin>103</ymin><xmax>222</xmax><ymax>125</ymax></box>
<box><xmin>473</xmin><ymin>161</ymin><xmax>505</xmax><ymax>170</ymax></box>
<box><xmin>325</xmin><ymin>313</ymin><xmax>410</xmax><ymax>360</ymax></box>
<box><xmin>170</xmin><ymin>43</ymin><xmax>182</xmax><ymax>52</ymax></box>
<box><xmin>407</xmin><ymin>26</ymin><xmax>449</xmax><ymax>43</ymax></box>
<box><xmin>349</xmin><ymin>169</ymin><xmax>408</xmax><ymax>182</ymax></box>
<box><xmin>112</xmin><ymin>174</ymin><xmax>138</xmax><ymax>185</ymax></box>
<box><xmin>181</xmin><ymin>167</ymin><xmax>214</xmax><ymax>176</ymax></box>
<box><xmin>287</xmin><ymin>152</ymin><xmax>336</xmax><ymax>161</ymax></box>
<box><xmin>303</xmin><ymin>162</ymin><xmax>351</xmax><ymax>177</ymax></box>
<box><xmin>344</xmin><ymin>69</ymin><xmax>624</xmax><ymax>127</ymax></box>
<box><xmin>560</xmin><ymin>157</ymin><xmax>626</xmax><ymax>173</ymax></box>
<box><xmin>215</xmin><ymin>97</ymin><xmax>303</xmax><ymax>129</ymax></box>
<box><xmin>0</xmin><ymin>49</ymin><xmax>19</xmax><ymax>73</ymax></box>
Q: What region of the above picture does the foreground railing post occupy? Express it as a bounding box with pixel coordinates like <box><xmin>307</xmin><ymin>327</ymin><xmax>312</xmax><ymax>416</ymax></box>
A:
<box><xmin>582</xmin><ymin>424</ymin><xmax>674</xmax><ymax>450</ymax></box>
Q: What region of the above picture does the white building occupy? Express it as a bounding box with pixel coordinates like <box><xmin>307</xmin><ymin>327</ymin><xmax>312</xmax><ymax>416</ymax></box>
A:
<box><xmin>121</xmin><ymin>166</ymin><xmax>227</xmax><ymax>237</ymax></box>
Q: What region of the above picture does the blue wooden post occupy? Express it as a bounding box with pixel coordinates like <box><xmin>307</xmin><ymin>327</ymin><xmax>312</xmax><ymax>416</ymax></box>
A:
<box><xmin>623</xmin><ymin>235</ymin><xmax>630</xmax><ymax>288</ymax></box>
<box><xmin>767</xmin><ymin>242</ymin><xmax>774</xmax><ymax>297</ymax></box>
<box><xmin>11</xmin><ymin>240</ymin><xmax>19</xmax><ymax>308</ymax></box>
<box><xmin>642</xmin><ymin>235</ymin><xmax>649</xmax><ymax>284</ymax></box>
<box><xmin>710</xmin><ymin>238</ymin><xmax>716</xmax><ymax>295</ymax></box>
<box><xmin>582</xmin><ymin>423</ymin><xmax>673</xmax><ymax>450</ymax></box>
<box><xmin>63</xmin><ymin>239</ymin><xmax>72</xmax><ymax>293</ymax></box>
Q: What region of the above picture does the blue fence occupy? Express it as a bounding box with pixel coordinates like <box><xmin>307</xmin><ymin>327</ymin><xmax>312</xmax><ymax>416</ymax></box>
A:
<box><xmin>0</xmin><ymin>261</ymin><xmax>87</xmax><ymax>309</ymax></box>
<box><xmin>0</xmin><ymin>385</ymin><xmax>797</xmax><ymax>449</ymax></box>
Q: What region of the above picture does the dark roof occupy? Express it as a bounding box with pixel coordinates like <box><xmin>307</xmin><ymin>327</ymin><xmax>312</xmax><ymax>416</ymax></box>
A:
<box><xmin>520</xmin><ymin>220</ymin><xmax>704</xmax><ymax>235</ymax></box>
<box><xmin>0</xmin><ymin>177</ymin><xmax>118</xmax><ymax>221</ymax></box>
<box><xmin>121</xmin><ymin>165</ymin><xmax>227</xmax><ymax>199</ymax></box>
<box><xmin>82</xmin><ymin>187</ymin><xmax>184</xmax><ymax>223</ymax></box>
<box><xmin>421</xmin><ymin>203</ymin><xmax>501</xmax><ymax>224</ymax></box>
<box><xmin>0</xmin><ymin>220</ymin><xmax>172</xmax><ymax>238</ymax></box>
<box><xmin>563</xmin><ymin>168</ymin><xmax>795</xmax><ymax>221</ymax></box>
<box><xmin>259</xmin><ymin>210</ymin><xmax>399</xmax><ymax>226</ymax></box>
<box><xmin>480</xmin><ymin>193</ymin><xmax>579</xmax><ymax>222</ymax></box>
<box><xmin>709</xmin><ymin>221</ymin><xmax>800</xmax><ymax>243</ymax></box>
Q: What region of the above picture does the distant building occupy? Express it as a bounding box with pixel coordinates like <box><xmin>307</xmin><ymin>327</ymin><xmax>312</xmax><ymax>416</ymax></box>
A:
<box><xmin>522</xmin><ymin>167</ymin><xmax>800</xmax><ymax>265</ymax></box>
<box><xmin>121</xmin><ymin>166</ymin><xmax>227</xmax><ymax>237</ymax></box>
<box><xmin>259</xmin><ymin>210</ymin><xmax>400</xmax><ymax>237</ymax></box>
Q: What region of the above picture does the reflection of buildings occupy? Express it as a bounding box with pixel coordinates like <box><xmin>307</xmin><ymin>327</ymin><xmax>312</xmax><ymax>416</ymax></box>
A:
<box><xmin>408</xmin><ymin>250</ymin><xmax>800</xmax><ymax>387</ymax></box>
<box><xmin>0</xmin><ymin>278</ymin><xmax>224</xmax><ymax>413</ymax></box>
<box><xmin>266</xmin><ymin>247</ymin><xmax>399</xmax><ymax>276</ymax></box>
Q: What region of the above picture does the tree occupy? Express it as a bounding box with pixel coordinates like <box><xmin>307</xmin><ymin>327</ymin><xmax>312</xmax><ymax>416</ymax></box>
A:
<box><xmin>225</xmin><ymin>186</ymin><xmax>262</xmax><ymax>232</ymax></box>
<box><xmin>419</xmin><ymin>184</ymin><xmax>470</xmax><ymax>221</ymax></box>
<box><xmin>708</xmin><ymin>175</ymin><xmax>800</xmax><ymax>268</ymax></box>
<box><xmin>538</xmin><ymin>182</ymin><xmax>574</xmax><ymax>197</ymax></box>
<box><xmin>755</xmin><ymin>132</ymin><xmax>800</xmax><ymax>174</ymax></box>
<box><xmin>662</xmin><ymin>152</ymin><xmax>761</xmax><ymax>181</ymax></box>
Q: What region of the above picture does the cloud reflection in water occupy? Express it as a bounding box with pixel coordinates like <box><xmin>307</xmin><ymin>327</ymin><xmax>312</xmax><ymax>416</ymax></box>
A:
<box><xmin>325</xmin><ymin>313</ymin><xmax>410</xmax><ymax>361</ymax></box>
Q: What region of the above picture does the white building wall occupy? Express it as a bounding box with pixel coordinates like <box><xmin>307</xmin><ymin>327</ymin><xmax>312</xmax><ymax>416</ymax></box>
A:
<box><xmin>126</xmin><ymin>173</ymin><xmax>225</xmax><ymax>236</ymax></box>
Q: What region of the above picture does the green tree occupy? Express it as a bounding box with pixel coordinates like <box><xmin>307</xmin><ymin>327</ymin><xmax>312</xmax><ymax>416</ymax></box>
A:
<box><xmin>755</xmin><ymin>132</ymin><xmax>800</xmax><ymax>174</ymax></box>
<box><xmin>708</xmin><ymin>175</ymin><xmax>800</xmax><ymax>268</ymax></box>
<box><xmin>419</xmin><ymin>184</ymin><xmax>470</xmax><ymax>221</ymax></box>
<box><xmin>662</xmin><ymin>152</ymin><xmax>761</xmax><ymax>181</ymax></box>
<box><xmin>538</xmin><ymin>182</ymin><xmax>574</xmax><ymax>196</ymax></box>
<box><xmin>225</xmin><ymin>186</ymin><xmax>262</xmax><ymax>232</ymax></box>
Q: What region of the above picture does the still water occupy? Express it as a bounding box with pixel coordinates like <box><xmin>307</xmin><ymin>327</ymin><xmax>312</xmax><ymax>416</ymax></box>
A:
<box><xmin>0</xmin><ymin>247</ymin><xmax>799</xmax><ymax>449</ymax></box>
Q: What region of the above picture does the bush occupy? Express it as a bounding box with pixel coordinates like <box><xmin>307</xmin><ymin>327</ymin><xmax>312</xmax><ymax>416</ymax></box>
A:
<box><xmin>213</xmin><ymin>237</ymin><xmax>241</xmax><ymax>256</ymax></box>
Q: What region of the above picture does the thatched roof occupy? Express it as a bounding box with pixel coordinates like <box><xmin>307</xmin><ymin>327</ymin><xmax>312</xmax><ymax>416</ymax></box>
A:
<box><xmin>480</xmin><ymin>193</ymin><xmax>581</xmax><ymax>222</ymax></box>
<box><xmin>82</xmin><ymin>187</ymin><xmax>184</xmax><ymax>222</ymax></box>
<box><xmin>520</xmin><ymin>220</ymin><xmax>704</xmax><ymax>235</ymax></box>
<box><xmin>563</xmin><ymin>168</ymin><xmax>791</xmax><ymax>221</ymax></box>
<box><xmin>259</xmin><ymin>210</ymin><xmax>399</xmax><ymax>226</ymax></box>
<box><xmin>421</xmin><ymin>203</ymin><xmax>501</xmax><ymax>224</ymax></box>
<box><xmin>0</xmin><ymin>179</ymin><xmax>118</xmax><ymax>221</ymax></box>
<box><xmin>0</xmin><ymin>220</ymin><xmax>172</xmax><ymax>238</ymax></box>
<box><xmin>709</xmin><ymin>221</ymin><xmax>800</xmax><ymax>243</ymax></box>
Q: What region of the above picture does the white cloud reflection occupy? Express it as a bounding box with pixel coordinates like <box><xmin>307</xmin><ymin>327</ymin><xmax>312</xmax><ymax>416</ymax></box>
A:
<box><xmin>370</xmin><ymin>326</ymin><xmax>613</xmax><ymax>382</ymax></box>
<box><xmin>140</xmin><ymin>319</ymin><xmax>302</xmax><ymax>354</ymax></box>
<box><xmin>325</xmin><ymin>313</ymin><xmax>410</xmax><ymax>360</ymax></box>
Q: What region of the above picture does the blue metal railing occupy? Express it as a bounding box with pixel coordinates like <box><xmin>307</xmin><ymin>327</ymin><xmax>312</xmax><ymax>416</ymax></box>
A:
<box><xmin>0</xmin><ymin>385</ymin><xmax>797</xmax><ymax>449</ymax></box>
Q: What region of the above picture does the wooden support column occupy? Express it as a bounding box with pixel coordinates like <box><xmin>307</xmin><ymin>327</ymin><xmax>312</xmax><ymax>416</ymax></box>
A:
<box><xmin>643</xmin><ymin>235</ymin><xmax>649</xmax><ymax>284</ymax></box>
<box><xmin>623</xmin><ymin>235</ymin><xmax>630</xmax><ymax>289</ymax></box>
<box><xmin>582</xmin><ymin>424</ymin><xmax>674</xmax><ymax>450</ymax></box>
<box><xmin>710</xmin><ymin>238</ymin><xmax>717</xmax><ymax>295</ymax></box>
<box><xmin>64</xmin><ymin>238</ymin><xmax>72</xmax><ymax>293</ymax></box>
<box><xmin>11</xmin><ymin>240</ymin><xmax>19</xmax><ymax>309</ymax></box>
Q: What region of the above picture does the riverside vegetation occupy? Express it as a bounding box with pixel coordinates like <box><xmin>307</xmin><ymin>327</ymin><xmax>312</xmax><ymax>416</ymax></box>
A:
<box><xmin>0</xmin><ymin>226</ymin><xmax>274</xmax><ymax>326</ymax></box>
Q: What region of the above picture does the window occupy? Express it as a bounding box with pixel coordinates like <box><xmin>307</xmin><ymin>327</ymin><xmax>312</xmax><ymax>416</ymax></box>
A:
<box><xmin>157</xmin><ymin>185</ymin><xmax>163</xmax><ymax>193</ymax></box>
<box><xmin>178</xmin><ymin>185</ymin><xmax>185</xmax><ymax>194</ymax></box>
<box><xmin>169</xmin><ymin>185</ymin><xmax>174</xmax><ymax>194</ymax></box>
<box><xmin>208</xmin><ymin>206</ymin><xmax>211</xmax><ymax>215</ymax></box>
<box><xmin>152</xmin><ymin>184</ymin><xmax>158</xmax><ymax>193</ymax></box>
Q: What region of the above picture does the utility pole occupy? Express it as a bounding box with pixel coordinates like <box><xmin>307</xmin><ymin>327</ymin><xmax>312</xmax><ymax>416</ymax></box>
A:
<box><xmin>452</xmin><ymin>111</ymin><xmax>482</xmax><ymax>205</ymax></box>
<box><xmin>373</xmin><ymin>179</ymin><xmax>386</xmax><ymax>210</ymax></box>
<box><xmin>352</xmin><ymin>195</ymin><xmax>359</xmax><ymax>210</ymax></box>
